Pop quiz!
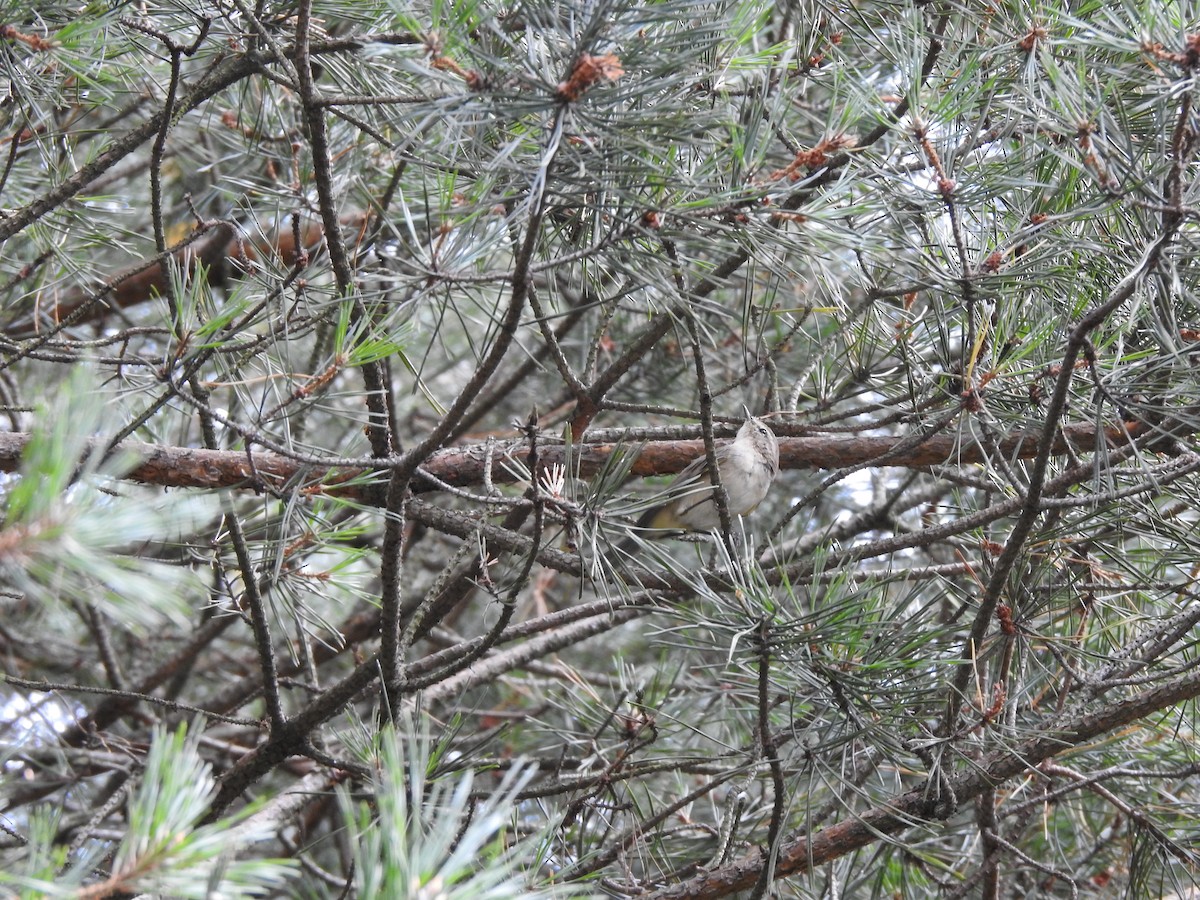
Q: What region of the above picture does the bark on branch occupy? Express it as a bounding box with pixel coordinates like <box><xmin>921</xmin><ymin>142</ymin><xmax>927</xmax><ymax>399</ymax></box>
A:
<box><xmin>0</xmin><ymin>419</ymin><xmax>1170</xmax><ymax>503</ymax></box>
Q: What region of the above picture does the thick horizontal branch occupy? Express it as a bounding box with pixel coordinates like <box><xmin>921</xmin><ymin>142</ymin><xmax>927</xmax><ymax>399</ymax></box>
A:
<box><xmin>0</xmin><ymin>420</ymin><xmax>1168</xmax><ymax>502</ymax></box>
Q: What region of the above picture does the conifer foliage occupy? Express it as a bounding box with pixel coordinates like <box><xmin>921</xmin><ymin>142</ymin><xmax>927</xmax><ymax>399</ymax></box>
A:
<box><xmin>3</xmin><ymin>2</ymin><xmax>1200</xmax><ymax>896</ymax></box>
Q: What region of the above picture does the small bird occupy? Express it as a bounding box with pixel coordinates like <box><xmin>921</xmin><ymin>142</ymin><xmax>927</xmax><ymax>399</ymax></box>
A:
<box><xmin>638</xmin><ymin>416</ymin><xmax>780</xmax><ymax>533</ymax></box>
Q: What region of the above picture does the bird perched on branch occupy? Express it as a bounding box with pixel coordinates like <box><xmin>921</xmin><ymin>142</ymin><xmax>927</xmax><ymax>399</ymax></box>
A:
<box><xmin>637</xmin><ymin>416</ymin><xmax>779</xmax><ymax>533</ymax></box>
